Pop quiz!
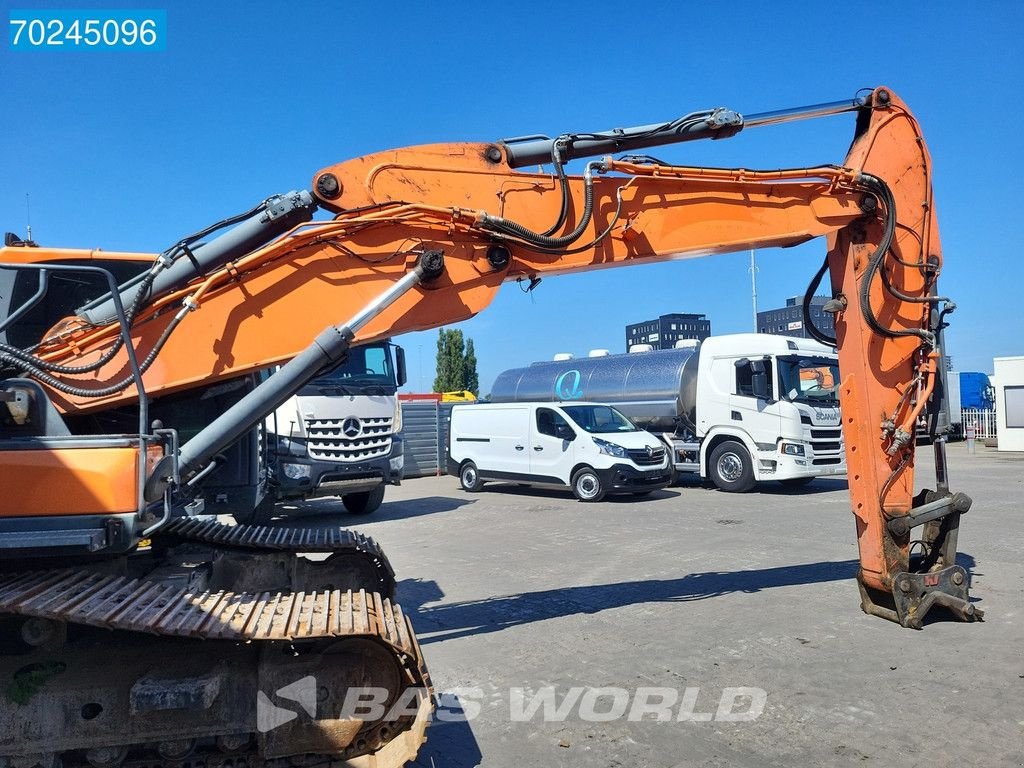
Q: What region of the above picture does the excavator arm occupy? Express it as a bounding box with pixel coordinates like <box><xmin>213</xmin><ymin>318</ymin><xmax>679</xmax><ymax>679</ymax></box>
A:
<box><xmin>1</xmin><ymin>87</ymin><xmax>977</xmax><ymax>630</ymax></box>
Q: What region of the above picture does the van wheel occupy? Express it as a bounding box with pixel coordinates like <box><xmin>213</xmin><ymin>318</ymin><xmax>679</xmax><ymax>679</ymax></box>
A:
<box><xmin>342</xmin><ymin>485</ymin><xmax>385</xmax><ymax>515</ymax></box>
<box><xmin>571</xmin><ymin>467</ymin><xmax>606</xmax><ymax>502</ymax></box>
<box><xmin>459</xmin><ymin>461</ymin><xmax>484</xmax><ymax>492</ymax></box>
<box><xmin>708</xmin><ymin>441</ymin><xmax>755</xmax><ymax>493</ymax></box>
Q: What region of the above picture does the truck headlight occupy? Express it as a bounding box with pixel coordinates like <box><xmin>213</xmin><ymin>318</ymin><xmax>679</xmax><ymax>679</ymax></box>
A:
<box><xmin>593</xmin><ymin>437</ymin><xmax>628</xmax><ymax>458</ymax></box>
<box><xmin>780</xmin><ymin>442</ymin><xmax>805</xmax><ymax>456</ymax></box>
<box><xmin>282</xmin><ymin>462</ymin><xmax>312</xmax><ymax>480</ymax></box>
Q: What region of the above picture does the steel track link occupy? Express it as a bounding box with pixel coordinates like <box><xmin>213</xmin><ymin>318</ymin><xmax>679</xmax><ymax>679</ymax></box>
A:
<box><xmin>154</xmin><ymin>518</ymin><xmax>396</xmax><ymax>597</ymax></box>
<box><xmin>0</xmin><ymin>570</ymin><xmax>420</xmax><ymax>649</ymax></box>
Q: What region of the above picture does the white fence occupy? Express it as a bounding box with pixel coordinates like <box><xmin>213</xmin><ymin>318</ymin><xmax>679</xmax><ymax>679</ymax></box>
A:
<box><xmin>961</xmin><ymin>408</ymin><xmax>997</xmax><ymax>440</ymax></box>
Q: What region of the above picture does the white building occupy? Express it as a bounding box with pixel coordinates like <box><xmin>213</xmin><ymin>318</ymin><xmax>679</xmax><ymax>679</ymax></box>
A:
<box><xmin>993</xmin><ymin>356</ymin><xmax>1024</xmax><ymax>452</ymax></box>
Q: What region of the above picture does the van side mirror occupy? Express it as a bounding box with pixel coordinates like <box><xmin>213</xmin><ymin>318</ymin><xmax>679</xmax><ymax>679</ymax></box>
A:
<box><xmin>394</xmin><ymin>345</ymin><xmax>407</xmax><ymax>388</ymax></box>
<box><xmin>556</xmin><ymin>423</ymin><xmax>575</xmax><ymax>441</ymax></box>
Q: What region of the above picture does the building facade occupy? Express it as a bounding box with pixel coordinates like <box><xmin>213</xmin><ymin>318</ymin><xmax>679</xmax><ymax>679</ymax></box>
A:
<box><xmin>625</xmin><ymin>313</ymin><xmax>711</xmax><ymax>351</ymax></box>
<box><xmin>757</xmin><ymin>296</ymin><xmax>835</xmax><ymax>340</ymax></box>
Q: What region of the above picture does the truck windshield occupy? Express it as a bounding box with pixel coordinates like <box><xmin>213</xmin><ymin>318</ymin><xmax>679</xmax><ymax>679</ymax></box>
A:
<box><xmin>311</xmin><ymin>343</ymin><xmax>397</xmax><ymax>395</ymax></box>
<box><xmin>560</xmin><ymin>405</ymin><xmax>638</xmax><ymax>434</ymax></box>
<box><xmin>778</xmin><ymin>356</ymin><xmax>840</xmax><ymax>406</ymax></box>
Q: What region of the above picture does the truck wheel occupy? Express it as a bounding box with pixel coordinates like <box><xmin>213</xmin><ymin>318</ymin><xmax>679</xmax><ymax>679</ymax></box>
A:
<box><xmin>459</xmin><ymin>461</ymin><xmax>485</xmax><ymax>492</ymax></box>
<box><xmin>342</xmin><ymin>485</ymin><xmax>385</xmax><ymax>515</ymax></box>
<box><xmin>571</xmin><ymin>467</ymin><xmax>606</xmax><ymax>502</ymax></box>
<box><xmin>779</xmin><ymin>476</ymin><xmax>814</xmax><ymax>489</ymax></box>
<box><xmin>708</xmin><ymin>441</ymin><xmax>755</xmax><ymax>493</ymax></box>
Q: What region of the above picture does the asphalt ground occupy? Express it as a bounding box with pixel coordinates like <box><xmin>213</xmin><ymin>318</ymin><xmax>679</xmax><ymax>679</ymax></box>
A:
<box><xmin>284</xmin><ymin>442</ymin><xmax>1023</xmax><ymax>768</ymax></box>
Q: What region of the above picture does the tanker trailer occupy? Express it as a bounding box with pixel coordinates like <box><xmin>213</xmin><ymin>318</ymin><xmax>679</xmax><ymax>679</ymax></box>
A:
<box><xmin>490</xmin><ymin>333</ymin><xmax>845</xmax><ymax>492</ymax></box>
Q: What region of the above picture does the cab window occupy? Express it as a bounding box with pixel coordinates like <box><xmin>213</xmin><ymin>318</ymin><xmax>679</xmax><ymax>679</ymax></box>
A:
<box><xmin>536</xmin><ymin>408</ymin><xmax>573</xmax><ymax>439</ymax></box>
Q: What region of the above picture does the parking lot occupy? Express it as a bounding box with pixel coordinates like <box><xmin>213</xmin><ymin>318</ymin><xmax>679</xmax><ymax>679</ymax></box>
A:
<box><xmin>287</xmin><ymin>442</ymin><xmax>1023</xmax><ymax>767</ymax></box>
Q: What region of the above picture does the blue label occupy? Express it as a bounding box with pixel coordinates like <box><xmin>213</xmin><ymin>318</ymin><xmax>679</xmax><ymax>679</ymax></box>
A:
<box><xmin>555</xmin><ymin>370</ymin><xmax>584</xmax><ymax>400</ymax></box>
<box><xmin>9</xmin><ymin>10</ymin><xmax>167</xmax><ymax>51</ymax></box>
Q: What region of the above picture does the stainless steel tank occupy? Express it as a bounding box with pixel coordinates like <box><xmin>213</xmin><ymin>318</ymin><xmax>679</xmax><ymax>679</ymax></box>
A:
<box><xmin>490</xmin><ymin>347</ymin><xmax>701</xmax><ymax>433</ymax></box>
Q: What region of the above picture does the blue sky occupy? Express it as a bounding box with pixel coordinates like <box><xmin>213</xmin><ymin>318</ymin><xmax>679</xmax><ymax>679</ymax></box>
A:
<box><xmin>2</xmin><ymin>1</ymin><xmax>1021</xmax><ymax>394</ymax></box>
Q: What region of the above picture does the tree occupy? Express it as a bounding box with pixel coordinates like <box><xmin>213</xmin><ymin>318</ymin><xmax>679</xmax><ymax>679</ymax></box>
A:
<box><xmin>432</xmin><ymin>328</ymin><xmax>479</xmax><ymax>395</ymax></box>
<box><xmin>433</xmin><ymin>328</ymin><xmax>465</xmax><ymax>392</ymax></box>
<box><xmin>464</xmin><ymin>338</ymin><xmax>479</xmax><ymax>396</ymax></box>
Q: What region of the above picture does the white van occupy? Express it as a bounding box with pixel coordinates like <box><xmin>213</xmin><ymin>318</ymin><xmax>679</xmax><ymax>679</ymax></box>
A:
<box><xmin>447</xmin><ymin>402</ymin><xmax>672</xmax><ymax>502</ymax></box>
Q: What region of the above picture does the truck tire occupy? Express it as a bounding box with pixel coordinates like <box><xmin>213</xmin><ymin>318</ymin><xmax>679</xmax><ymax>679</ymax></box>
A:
<box><xmin>571</xmin><ymin>466</ymin><xmax>606</xmax><ymax>502</ymax></box>
<box><xmin>708</xmin><ymin>441</ymin><xmax>755</xmax><ymax>493</ymax></box>
<box><xmin>459</xmin><ymin>461</ymin><xmax>485</xmax><ymax>492</ymax></box>
<box><xmin>342</xmin><ymin>484</ymin><xmax>386</xmax><ymax>515</ymax></box>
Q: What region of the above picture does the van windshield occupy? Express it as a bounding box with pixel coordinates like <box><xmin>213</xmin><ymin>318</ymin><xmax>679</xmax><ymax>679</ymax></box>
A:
<box><xmin>561</xmin><ymin>405</ymin><xmax>638</xmax><ymax>434</ymax></box>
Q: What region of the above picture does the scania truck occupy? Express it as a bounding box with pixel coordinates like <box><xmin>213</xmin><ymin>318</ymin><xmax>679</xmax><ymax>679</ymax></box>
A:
<box><xmin>490</xmin><ymin>334</ymin><xmax>845</xmax><ymax>492</ymax></box>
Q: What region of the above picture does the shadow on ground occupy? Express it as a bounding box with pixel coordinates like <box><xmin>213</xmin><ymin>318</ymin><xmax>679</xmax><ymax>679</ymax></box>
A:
<box><xmin>398</xmin><ymin>551</ymin><xmax>979</xmax><ymax>643</ymax></box>
<box><xmin>479</xmin><ymin>483</ymin><xmax>682</xmax><ymax>503</ymax></box>
<box><xmin>274</xmin><ymin>494</ymin><xmax>477</xmax><ymax>525</ymax></box>
<box><xmin>408</xmin><ymin>694</ymin><xmax>484</xmax><ymax>768</ymax></box>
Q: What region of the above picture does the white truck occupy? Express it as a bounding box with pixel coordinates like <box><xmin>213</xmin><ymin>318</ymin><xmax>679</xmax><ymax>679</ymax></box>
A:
<box><xmin>264</xmin><ymin>340</ymin><xmax>407</xmax><ymax>514</ymax></box>
<box><xmin>489</xmin><ymin>334</ymin><xmax>846</xmax><ymax>492</ymax></box>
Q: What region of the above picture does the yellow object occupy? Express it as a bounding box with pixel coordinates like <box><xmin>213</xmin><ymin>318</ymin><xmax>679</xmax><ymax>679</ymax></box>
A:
<box><xmin>441</xmin><ymin>390</ymin><xmax>477</xmax><ymax>402</ymax></box>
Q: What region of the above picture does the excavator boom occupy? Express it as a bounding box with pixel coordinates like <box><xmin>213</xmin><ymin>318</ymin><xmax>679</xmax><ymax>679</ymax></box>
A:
<box><xmin>0</xmin><ymin>85</ymin><xmax>980</xmax><ymax>768</ymax></box>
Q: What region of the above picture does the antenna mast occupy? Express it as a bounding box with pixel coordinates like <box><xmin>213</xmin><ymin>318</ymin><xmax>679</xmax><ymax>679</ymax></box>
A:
<box><xmin>749</xmin><ymin>249</ymin><xmax>758</xmax><ymax>332</ymax></box>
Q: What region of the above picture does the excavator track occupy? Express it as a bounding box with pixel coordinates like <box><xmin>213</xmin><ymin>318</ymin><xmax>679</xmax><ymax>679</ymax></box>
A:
<box><xmin>0</xmin><ymin>569</ymin><xmax>433</xmax><ymax>768</ymax></box>
<box><xmin>0</xmin><ymin>570</ymin><xmax>414</xmax><ymax>644</ymax></box>
<box><xmin>156</xmin><ymin>518</ymin><xmax>390</xmax><ymax>558</ymax></box>
<box><xmin>154</xmin><ymin>518</ymin><xmax>396</xmax><ymax>598</ymax></box>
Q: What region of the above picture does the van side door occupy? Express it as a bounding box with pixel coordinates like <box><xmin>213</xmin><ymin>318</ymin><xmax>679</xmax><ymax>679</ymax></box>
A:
<box><xmin>529</xmin><ymin>407</ymin><xmax>577</xmax><ymax>484</ymax></box>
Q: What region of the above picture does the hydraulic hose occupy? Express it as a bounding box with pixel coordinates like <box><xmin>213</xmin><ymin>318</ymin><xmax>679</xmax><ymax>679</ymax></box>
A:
<box><xmin>479</xmin><ymin>164</ymin><xmax>597</xmax><ymax>249</ymax></box>
<box><xmin>857</xmin><ymin>174</ymin><xmax>934</xmax><ymax>346</ymax></box>
<box><xmin>802</xmin><ymin>255</ymin><xmax>837</xmax><ymax>346</ymax></box>
<box><xmin>2</xmin><ymin>307</ymin><xmax>187</xmax><ymax>398</ymax></box>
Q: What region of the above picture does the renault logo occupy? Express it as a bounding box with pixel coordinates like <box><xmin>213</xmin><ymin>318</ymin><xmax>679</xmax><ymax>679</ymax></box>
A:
<box><xmin>646</xmin><ymin>445</ymin><xmax>654</xmax><ymax>457</ymax></box>
<box><xmin>342</xmin><ymin>417</ymin><xmax>361</xmax><ymax>438</ymax></box>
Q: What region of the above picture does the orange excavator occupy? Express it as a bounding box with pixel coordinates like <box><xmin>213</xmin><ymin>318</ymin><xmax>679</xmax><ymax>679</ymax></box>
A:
<box><xmin>0</xmin><ymin>86</ymin><xmax>980</xmax><ymax>767</ymax></box>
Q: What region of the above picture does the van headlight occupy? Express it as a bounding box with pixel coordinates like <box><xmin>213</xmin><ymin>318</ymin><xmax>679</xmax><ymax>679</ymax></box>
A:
<box><xmin>780</xmin><ymin>442</ymin><xmax>805</xmax><ymax>456</ymax></box>
<box><xmin>593</xmin><ymin>437</ymin><xmax>628</xmax><ymax>458</ymax></box>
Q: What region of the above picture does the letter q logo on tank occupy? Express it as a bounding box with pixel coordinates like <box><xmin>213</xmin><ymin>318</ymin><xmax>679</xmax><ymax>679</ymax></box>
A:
<box><xmin>555</xmin><ymin>370</ymin><xmax>585</xmax><ymax>400</ymax></box>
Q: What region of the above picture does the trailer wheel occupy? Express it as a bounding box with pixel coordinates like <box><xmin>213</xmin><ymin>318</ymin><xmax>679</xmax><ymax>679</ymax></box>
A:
<box><xmin>708</xmin><ymin>441</ymin><xmax>755</xmax><ymax>493</ymax></box>
<box><xmin>342</xmin><ymin>484</ymin><xmax>386</xmax><ymax>515</ymax></box>
<box><xmin>571</xmin><ymin>466</ymin><xmax>606</xmax><ymax>502</ymax></box>
<box><xmin>459</xmin><ymin>461</ymin><xmax>485</xmax><ymax>492</ymax></box>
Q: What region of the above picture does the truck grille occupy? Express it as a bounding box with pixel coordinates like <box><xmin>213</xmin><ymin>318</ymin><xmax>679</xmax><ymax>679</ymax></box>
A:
<box><xmin>306</xmin><ymin>416</ymin><xmax>393</xmax><ymax>462</ymax></box>
<box><xmin>627</xmin><ymin>447</ymin><xmax>666</xmax><ymax>466</ymax></box>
